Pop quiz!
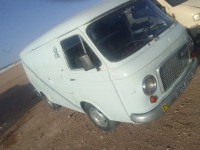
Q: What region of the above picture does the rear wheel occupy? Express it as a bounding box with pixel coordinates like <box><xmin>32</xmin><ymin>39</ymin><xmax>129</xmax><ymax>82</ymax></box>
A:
<box><xmin>41</xmin><ymin>93</ymin><xmax>61</xmax><ymax>110</ymax></box>
<box><xmin>85</xmin><ymin>103</ymin><xmax>118</xmax><ymax>132</ymax></box>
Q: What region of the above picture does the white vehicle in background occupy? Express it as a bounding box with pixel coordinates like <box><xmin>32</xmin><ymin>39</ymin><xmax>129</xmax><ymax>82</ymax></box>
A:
<box><xmin>152</xmin><ymin>0</ymin><xmax>200</xmax><ymax>45</ymax></box>
<box><xmin>20</xmin><ymin>0</ymin><xmax>198</xmax><ymax>131</ymax></box>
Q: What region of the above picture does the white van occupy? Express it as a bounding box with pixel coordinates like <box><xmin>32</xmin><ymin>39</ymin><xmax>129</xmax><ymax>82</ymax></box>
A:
<box><xmin>20</xmin><ymin>0</ymin><xmax>198</xmax><ymax>131</ymax></box>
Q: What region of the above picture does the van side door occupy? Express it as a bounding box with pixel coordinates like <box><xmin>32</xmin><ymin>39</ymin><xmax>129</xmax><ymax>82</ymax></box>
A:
<box><xmin>58</xmin><ymin>29</ymin><xmax>126</xmax><ymax>120</ymax></box>
<box><xmin>39</xmin><ymin>39</ymin><xmax>82</xmax><ymax>111</ymax></box>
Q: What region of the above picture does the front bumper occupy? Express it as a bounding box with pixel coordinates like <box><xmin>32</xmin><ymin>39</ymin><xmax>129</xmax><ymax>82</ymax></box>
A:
<box><xmin>130</xmin><ymin>58</ymin><xmax>199</xmax><ymax>124</ymax></box>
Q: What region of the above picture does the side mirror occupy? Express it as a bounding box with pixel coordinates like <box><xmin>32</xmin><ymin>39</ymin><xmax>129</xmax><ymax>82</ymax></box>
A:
<box><xmin>76</xmin><ymin>54</ymin><xmax>95</xmax><ymax>71</ymax></box>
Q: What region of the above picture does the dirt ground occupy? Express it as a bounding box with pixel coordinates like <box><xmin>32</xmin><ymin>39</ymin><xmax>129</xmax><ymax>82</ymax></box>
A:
<box><xmin>0</xmin><ymin>49</ymin><xmax>200</xmax><ymax>150</ymax></box>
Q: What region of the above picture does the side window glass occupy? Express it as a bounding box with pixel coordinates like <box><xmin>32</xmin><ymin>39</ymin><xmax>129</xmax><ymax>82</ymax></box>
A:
<box><xmin>61</xmin><ymin>36</ymin><xmax>84</xmax><ymax>69</ymax></box>
<box><xmin>60</xmin><ymin>35</ymin><xmax>101</xmax><ymax>70</ymax></box>
<box><xmin>83</xmin><ymin>40</ymin><xmax>102</xmax><ymax>68</ymax></box>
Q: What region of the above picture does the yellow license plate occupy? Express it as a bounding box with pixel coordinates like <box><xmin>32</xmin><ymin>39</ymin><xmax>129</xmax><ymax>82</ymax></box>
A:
<box><xmin>162</xmin><ymin>104</ymin><xmax>168</xmax><ymax>112</ymax></box>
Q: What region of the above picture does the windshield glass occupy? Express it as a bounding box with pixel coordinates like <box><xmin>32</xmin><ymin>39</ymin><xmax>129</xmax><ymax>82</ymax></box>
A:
<box><xmin>87</xmin><ymin>0</ymin><xmax>173</xmax><ymax>62</ymax></box>
<box><xmin>165</xmin><ymin>0</ymin><xmax>187</xmax><ymax>7</ymax></box>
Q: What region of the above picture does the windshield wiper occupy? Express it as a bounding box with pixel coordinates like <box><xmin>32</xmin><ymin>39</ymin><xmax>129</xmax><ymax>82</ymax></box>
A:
<box><xmin>125</xmin><ymin>36</ymin><xmax>159</xmax><ymax>47</ymax></box>
<box><xmin>144</xmin><ymin>23</ymin><xmax>165</xmax><ymax>32</ymax></box>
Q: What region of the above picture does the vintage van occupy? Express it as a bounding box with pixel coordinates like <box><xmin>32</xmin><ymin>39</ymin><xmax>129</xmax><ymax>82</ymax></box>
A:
<box><xmin>20</xmin><ymin>0</ymin><xmax>198</xmax><ymax>131</ymax></box>
<box><xmin>152</xmin><ymin>0</ymin><xmax>200</xmax><ymax>44</ymax></box>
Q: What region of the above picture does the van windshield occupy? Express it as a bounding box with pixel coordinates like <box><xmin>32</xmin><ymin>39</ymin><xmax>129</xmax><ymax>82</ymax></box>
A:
<box><xmin>165</xmin><ymin>0</ymin><xmax>187</xmax><ymax>7</ymax></box>
<box><xmin>86</xmin><ymin>0</ymin><xmax>173</xmax><ymax>62</ymax></box>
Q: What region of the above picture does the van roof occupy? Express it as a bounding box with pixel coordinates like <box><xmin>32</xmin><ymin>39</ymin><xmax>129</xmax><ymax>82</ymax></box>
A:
<box><xmin>20</xmin><ymin>0</ymin><xmax>131</xmax><ymax>56</ymax></box>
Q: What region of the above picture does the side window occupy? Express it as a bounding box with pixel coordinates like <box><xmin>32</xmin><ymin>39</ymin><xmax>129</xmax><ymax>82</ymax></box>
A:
<box><xmin>60</xmin><ymin>35</ymin><xmax>101</xmax><ymax>70</ymax></box>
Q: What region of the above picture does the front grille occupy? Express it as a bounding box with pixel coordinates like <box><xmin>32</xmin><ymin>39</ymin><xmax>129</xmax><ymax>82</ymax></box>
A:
<box><xmin>160</xmin><ymin>45</ymin><xmax>189</xmax><ymax>91</ymax></box>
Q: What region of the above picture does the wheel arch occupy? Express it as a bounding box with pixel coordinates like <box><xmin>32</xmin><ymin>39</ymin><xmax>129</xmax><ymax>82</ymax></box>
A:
<box><xmin>40</xmin><ymin>91</ymin><xmax>45</xmax><ymax>98</ymax></box>
<box><xmin>80</xmin><ymin>101</ymin><xmax>87</xmax><ymax>112</ymax></box>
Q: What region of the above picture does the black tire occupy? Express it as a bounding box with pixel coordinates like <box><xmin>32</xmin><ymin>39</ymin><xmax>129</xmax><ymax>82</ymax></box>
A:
<box><xmin>42</xmin><ymin>94</ymin><xmax>61</xmax><ymax>110</ymax></box>
<box><xmin>85</xmin><ymin>103</ymin><xmax>118</xmax><ymax>132</ymax></box>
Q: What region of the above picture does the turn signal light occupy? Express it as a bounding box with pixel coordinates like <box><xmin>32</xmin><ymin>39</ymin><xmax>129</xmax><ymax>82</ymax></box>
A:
<box><xmin>150</xmin><ymin>96</ymin><xmax>157</xmax><ymax>103</ymax></box>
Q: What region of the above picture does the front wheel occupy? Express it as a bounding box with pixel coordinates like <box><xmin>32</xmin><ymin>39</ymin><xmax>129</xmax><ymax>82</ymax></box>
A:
<box><xmin>85</xmin><ymin>103</ymin><xmax>119</xmax><ymax>132</ymax></box>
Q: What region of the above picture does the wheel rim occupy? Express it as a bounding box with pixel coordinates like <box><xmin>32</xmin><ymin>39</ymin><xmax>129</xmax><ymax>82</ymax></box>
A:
<box><xmin>90</xmin><ymin>107</ymin><xmax>108</xmax><ymax>127</ymax></box>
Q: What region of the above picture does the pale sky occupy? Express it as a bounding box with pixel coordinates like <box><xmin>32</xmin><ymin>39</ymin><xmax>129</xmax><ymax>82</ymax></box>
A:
<box><xmin>0</xmin><ymin>0</ymin><xmax>101</xmax><ymax>68</ymax></box>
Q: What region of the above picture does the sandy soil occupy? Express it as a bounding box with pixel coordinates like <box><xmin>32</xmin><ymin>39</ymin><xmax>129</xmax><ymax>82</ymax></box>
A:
<box><xmin>0</xmin><ymin>49</ymin><xmax>200</xmax><ymax>150</ymax></box>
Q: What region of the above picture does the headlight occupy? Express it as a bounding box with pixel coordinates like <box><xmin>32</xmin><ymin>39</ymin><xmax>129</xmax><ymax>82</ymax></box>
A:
<box><xmin>142</xmin><ymin>75</ymin><xmax>157</xmax><ymax>95</ymax></box>
<box><xmin>193</xmin><ymin>13</ymin><xmax>200</xmax><ymax>21</ymax></box>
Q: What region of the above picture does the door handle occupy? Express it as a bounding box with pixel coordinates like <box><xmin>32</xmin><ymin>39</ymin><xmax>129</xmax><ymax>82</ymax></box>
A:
<box><xmin>70</xmin><ymin>79</ymin><xmax>76</xmax><ymax>81</ymax></box>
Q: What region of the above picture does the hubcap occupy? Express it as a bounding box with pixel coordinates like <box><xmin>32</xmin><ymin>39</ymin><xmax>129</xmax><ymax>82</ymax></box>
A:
<box><xmin>90</xmin><ymin>107</ymin><xmax>107</xmax><ymax>127</ymax></box>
